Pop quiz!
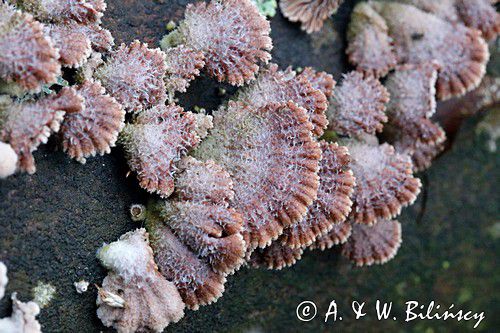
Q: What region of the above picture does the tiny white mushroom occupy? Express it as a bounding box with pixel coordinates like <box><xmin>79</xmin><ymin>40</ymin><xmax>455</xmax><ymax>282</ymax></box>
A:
<box><xmin>74</xmin><ymin>280</ymin><xmax>90</xmax><ymax>294</ymax></box>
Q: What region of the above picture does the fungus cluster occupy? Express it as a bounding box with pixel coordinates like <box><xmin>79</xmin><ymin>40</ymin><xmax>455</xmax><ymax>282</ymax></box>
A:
<box><xmin>0</xmin><ymin>0</ymin><xmax>496</xmax><ymax>331</ymax></box>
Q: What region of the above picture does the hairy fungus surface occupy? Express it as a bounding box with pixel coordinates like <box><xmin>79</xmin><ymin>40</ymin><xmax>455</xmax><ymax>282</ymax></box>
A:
<box><xmin>392</xmin><ymin>133</ymin><xmax>446</xmax><ymax>172</ymax></box>
<box><xmin>346</xmin><ymin>2</ymin><xmax>397</xmax><ymax>78</ymax></box>
<box><xmin>97</xmin><ymin>228</ymin><xmax>185</xmax><ymax>333</ymax></box>
<box><xmin>237</xmin><ymin>64</ymin><xmax>328</xmax><ymax>136</ymax></box>
<box><xmin>297</xmin><ymin>67</ymin><xmax>336</xmax><ymax>99</ymax></box>
<box><xmin>193</xmin><ymin>101</ymin><xmax>321</xmax><ymax>251</ymax></box>
<box><xmin>249</xmin><ymin>241</ymin><xmax>303</xmax><ymax>270</ymax></box>
<box><xmin>0</xmin><ymin>293</ymin><xmax>42</xmax><ymax>333</ymax></box>
<box><xmin>95</xmin><ymin>41</ymin><xmax>167</xmax><ymax>113</ymax></box>
<box><xmin>345</xmin><ymin>137</ymin><xmax>421</xmax><ymax>225</ymax></box>
<box><xmin>60</xmin><ymin>80</ymin><xmax>125</xmax><ymax>164</ymax></box>
<box><xmin>368</xmin><ymin>2</ymin><xmax>490</xmax><ymax>100</ymax></box>
<box><xmin>172</xmin><ymin>0</ymin><xmax>272</xmax><ymax>86</ymax></box>
<box><xmin>310</xmin><ymin>219</ymin><xmax>352</xmax><ymax>250</ymax></box>
<box><xmin>280</xmin><ymin>141</ymin><xmax>355</xmax><ymax>249</ymax></box>
<box><xmin>0</xmin><ymin>141</ymin><xmax>18</xmax><ymax>178</ymax></box>
<box><xmin>0</xmin><ymin>87</ymin><xmax>83</xmax><ymax>174</ymax></box>
<box><xmin>148</xmin><ymin>218</ymin><xmax>227</xmax><ymax>310</ymax></box>
<box><xmin>279</xmin><ymin>0</ymin><xmax>344</xmax><ymax>33</ymax></box>
<box><xmin>342</xmin><ymin>219</ymin><xmax>402</xmax><ymax>266</ymax></box>
<box><xmin>163</xmin><ymin>45</ymin><xmax>205</xmax><ymax>96</ymax></box>
<box><xmin>14</xmin><ymin>0</ymin><xmax>105</xmax><ymax>24</ymax></box>
<box><xmin>327</xmin><ymin>71</ymin><xmax>389</xmax><ymax>136</ymax></box>
<box><xmin>120</xmin><ymin>104</ymin><xmax>200</xmax><ymax>198</ymax></box>
<box><xmin>0</xmin><ymin>3</ymin><xmax>60</xmax><ymax>90</ymax></box>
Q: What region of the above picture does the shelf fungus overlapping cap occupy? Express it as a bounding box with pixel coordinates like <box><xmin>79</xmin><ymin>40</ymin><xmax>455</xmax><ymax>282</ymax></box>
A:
<box><xmin>327</xmin><ymin>71</ymin><xmax>389</xmax><ymax>137</ymax></box>
<box><xmin>96</xmin><ymin>228</ymin><xmax>185</xmax><ymax>333</ymax></box>
<box><xmin>163</xmin><ymin>45</ymin><xmax>206</xmax><ymax>95</ymax></box>
<box><xmin>60</xmin><ymin>79</ymin><xmax>125</xmax><ymax>164</ymax></box>
<box><xmin>250</xmin><ymin>141</ymin><xmax>355</xmax><ymax>269</ymax></box>
<box><xmin>94</xmin><ymin>41</ymin><xmax>167</xmax><ymax>113</ymax></box>
<box><xmin>236</xmin><ymin>64</ymin><xmax>329</xmax><ymax>136</ymax></box>
<box><xmin>163</xmin><ymin>0</ymin><xmax>273</xmax><ymax>86</ymax></box>
<box><xmin>0</xmin><ymin>3</ymin><xmax>60</xmax><ymax>91</ymax></box>
<box><xmin>193</xmin><ymin>100</ymin><xmax>322</xmax><ymax>251</ymax></box>
<box><xmin>310</xmin><ymin>219</ymin><xmax>352</xmax><ymax>250</ymax></box>
<box><xmin>120</xmin><ymin>104</ymin><xmax>208</xmax><ymax>198</ymax></box>
<box><xmin>279</xmin><ymin>0</ymin><xmax>344</xmax><ymax>33</ymax></box>
<box><xmin>344</xmin><ymin>136</ymin><xmax>421</xmax><ymax>226</ymax></box>
<box><xmin>0</xmin><ymin>87</ymin><xmax>84</xmax><ymax>174</ymax></box>
<box><xmin>403</xmin><ymin>0</ymin><xmax>500</xmax><ymax>41</ymax></box>
<box><xmin>147</xmin><ymin>157</ymin><xmax>245</xmax><ymax>310</ymax></box>
<box><xmin>383</xmin><ymin>62</ymin><xmax>446</xmax><ymax>172</ymax></box>
<box><xmin>347</xmin><ymin>1</ymin><xmax>490</xmax><ymax>100</ymax></box>
<box><xmin>342</xmin><ymin>219</ymin><xmax>403</xmax><ymax>267</ymax></box>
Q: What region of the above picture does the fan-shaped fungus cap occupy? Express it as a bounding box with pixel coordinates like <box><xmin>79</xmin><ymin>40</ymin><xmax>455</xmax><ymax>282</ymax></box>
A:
<box><xmin>237</xmin><ymin>64</ymin><xmax>328</xmax><ymax>136</ymax></box>
<box><xmin>280</xmin><ymin>141</ymin><xmax>355</xmax><ymax>249</ymax></box>
<box><xmin>13</xmin><ymin>0</ymin><xmax>105</xmax><ymax>24</ymax></box>
<box><xmin>160</xmin><ymin>201</ymin><xmax>245</xmax><ymax>274</ymax></box>
<box><xmin>0</xmin><ymin>141</ymin><xmax>18</xmax><ymax>178</ymax></box>
<box><xmin>120</xmin><ymin>104</ymin><xmax>200</xmax><ymax>198</ymax></box>
<box><xmin>327</xmin><ymin>71</ymin><xmax>389</xmax><ymax>137</ymax></box>
<box><xmin>193</xmin><ymin>101</ymin><xmax>321</xmax><ymax>251</ymax></box>
<box><xmin>297</xmin><ymin>67</ymin><xmax>336</xmax><ymax>99</ymax></box>
<box><xmin>392</xmin><ymin>132</ymin><xmax>446</xmax><ymax>172</ymax></box>
<box><xmin>0</xmin><ymin>262</ymin><xmax>7</xmax><ymax>300</ymax></box>
<box><xmin>384</xmin><ymin>62</ymin><xmax>446</xmax><ymax>144</ymax></box>
<box><xmin>249</xmin><ymin>241</ymin><xmax>303</xmax><ymax>270</ymax></box>
<box><xmin>345</xmin><ymin>136</ymin><xmax>421</xmax><ymax>225</ymax></box>
<box><xmin>279</xmin><ymin>0</ymin><xmax>344</xmax><ymax>33</ymax></box>
<box><xmin>147</xmin><ymin>219</ymin><xmax>226</xmax><ymax>310</ymax></box>
<box><xmin>310</xmin><ymin>219</ymin><xmax>352</xmax><ymax>250</ymax></box>
<box><xmin>346</xmin><ymin>2</ymin><xmax>397</xmax><ymax>78</ymax></box>
<box><xmin>342</xmin><ymin>219</ymin><xmax>402</xmax><ymax>266</ymax></box>
<box><xmin>0</xmin><ymin>293</ymin><xmax>41</xmax><ymax>333</ymax></box>
<box><xmin>60</xmin><ymin>80</ymin><xmax>125</xmax><ymax>164</ymax></box>
<box><xmin>0</xmin><ymin>3</ymin><xmax>60</xmax><ymax>91</ymax></box>
<box><xmin>95</xmin><ymin>41</ymin><xmax>167</xmax><ymax>113</ymax></box>
<box><xmin>401</xmin><ymin>0</ymin><xmax>460</xmax><ymax>23</ymax></box>
<box><xmin>369</xmin><ymin>2</ymin><xmax>490</xmax><ymax>100</ymax></box>
<box><xmin>0</xmin><ymin>87</ymin><xmax>84</xmax><ymax>174</ymax></box>
<box><xmin>163</xmin><ymin>45</ymin><xmax>205</xmax><ymax>96</ymax></box>
<box><xmin>96</xmin><ymin>228</ymin><xmax>185</xmax><ymax>333</ymax></box>
<box><xmin>172</xmin><ymin>0</ymin><xmax>272</xmax><ymax>86</ymax></box>
<box><xmin>455</xmin><ymin>0</ymin><xmax>500</xmax><ymax>41</ymax></box>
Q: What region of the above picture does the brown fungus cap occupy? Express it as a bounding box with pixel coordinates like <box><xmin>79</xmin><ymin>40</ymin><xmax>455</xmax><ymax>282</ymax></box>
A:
<box><xmin>175</xmin><ymin>0</ymin><xmax>272</xmax><ymax>86</ymax></box>
<box><xmin>0</xmin><ymin>3</ymin><xmax>60</xmax><ymax>91</ymax></box>
<box><xmin>249</xmin><ymin>241</ymin><xmax>304</xmax><ymax>270</ymax></box>
<box><xmin>297</xmin><ymin>67</ymin><xmax>336</xmax><ymax>99</ymax></box>
<box><xmin>164</xmin><ymin>45</ymin><xmax>205</xmax><ymax>96</ymax></box>
<box><xmin>237</xmin><ymin>64</ymin><xmax>329</xmax><ymax>136</ymax></box>
<box><xmin>120</xmin><ymin>104</ymin><xmax>200</xmax><ymax>198</ymax></box>
<box><xmin>279</xmin><ymin>0</ymin><xmax>344</xmax><ymax>34</ymax></box>
<box><xmin>0</xmin><ymin>87</ymin><xmax>83</xmax><ymax>174</ymax></box>
<box><xmin>344</xmin><ymin>136</ymin><xmax>421</xmax><ymax>225</ymax></box>
<box><xmin>369</xmin><ymin>2</ymin><xmax>490</xmax><ymax>100</ymax></box>
<box><xmin>310</xmin><ymin>219</ymin><xmax>352</xmax><ymax>251</ymax></box>
<box><xmin>60</xmin><ymin>79</ymin><xmax>125</xmax><ymax>164</ymax></box>
<box><xmin>327</xmin><ymin>71</ymin><xmax>389</xmax><ymax>137</ymax></box>
<box><xmin>95</xmin><ymin>41</ymin><xmax>167</xmax><ymax>113</ymax></box>
<box><xmin>193</xmin><ymin>101</ymin><xmax>321</xmax><ymax>251</ymax></box>
<box><xmin>342</xmin><ymin>219</ymin><xmax>402</xmax><ymax>267</ymax></box>
<box><xmin>13</xmin><ymin>0</ymin><xmax>105</xmax><ymax>24</ymax></box>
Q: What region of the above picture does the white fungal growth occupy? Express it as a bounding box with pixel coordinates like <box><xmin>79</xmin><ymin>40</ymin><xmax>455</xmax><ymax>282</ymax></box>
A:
<box><xmin>32</xmin><ymin>282</ymin><xmax>56</xmax><ymax>309</ymax></box>
<box><xmin>0</xmin><ymin>261</ymin><xmax>7</xmax><ymax>300</ymax></box>
<box><xmin>74</xmin><ymin>280</ymin><xmax>90</xmax><ymax>294</ymax></box>
<box><xmin>0</xmin><ymin>293</ymin><xmax>42</xmax><ymax>333</ymax></box>
<box><xmin>0</xmin><ymin>142</ymin><xmax>18</xmax><ymax>178</ymax></box>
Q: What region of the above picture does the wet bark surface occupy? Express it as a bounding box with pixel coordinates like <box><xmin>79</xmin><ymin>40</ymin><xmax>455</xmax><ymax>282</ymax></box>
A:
<box><xmin>0</xmin><ymin>1</ymin><xmax>498</xmax><ymax>332</ymax></box>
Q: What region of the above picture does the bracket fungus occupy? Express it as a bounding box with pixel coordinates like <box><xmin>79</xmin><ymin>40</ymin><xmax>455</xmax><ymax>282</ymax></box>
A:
<box><xmin>163</xmin><ymin>45</ymin><xmax>205</xmax><ymax>97</ymax></box>
<box><xmin>120</xmin><ymin>104</ymin><xmax>203</xmax><ymax>198</ymax></box>
<box><xmin>279</xmin><ymin>0</ymin><xmax>344</xmax><ymax>33</ymax></box>
<box><xmin>342</xmin><ymin>219</ymin><xmax>402</xmax><ymax>267</ymax></box>
<box><xmin>12</xmin><ymin>0</ymin><xmax>105</xmax><ymax>24</ymax></box>
<box><xmin>0</xmin><ymin>87</ymin><xmax>84</xmax><ymax>174</ymax></box>
<box><xmin>161</xmin><ymin>0</ymin><xmax>272</xmax><ymax>86</ymax></box>
<box><xmin>237</xmin><ymin>64</ymin><xmax>329</xmax><ymax>136</ymax></box>
<box><xmin>0</xmin><ymin>3</ymin><xmax>60</xmax><ymax>91</ymax></box>
<box><xmin>344</xmin><ymin>136</ymin><xmax>421</xmax><ymax>226</ymax></box>
<box><xmin>251</xmin><ymin>141</ymin><xmax>355</xmax><ymax>269</ymax></box>
<box><xmin>193</xmin><ymin>101</ymin><xmax>321</xmax><ymax>251</ymax></box>
<box><xmin>96</xmin><ymin>228</ymin><xmax>185</xmax><ymax>333</ymax></box>
<box><xmin>310</xmin><ymin>219</ymin><xmax>352</xmax><ymax>250</ymax></box>
<box><xmin>94</xmin><ymin>41</ymin><xmax>167</xmax><ymax>113</ymax></box>
<box><xmin>297</xmin><ymin>67</ymin><xmax>336</xmax><ymax>99</ymax></box>
<box><xmin>60</xmin><ymin>79</ymin><xmax>125</xmax><ymax>163</ymax></box>
<box><xmin>348</xmin><ymin>2</ymin><xmax>490</xmax><ymax>100</ymax></box>
<box><xmin>327</xmin><ymin>71</ymin><xmax>389</xmax><ymax>137</ymax></box>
